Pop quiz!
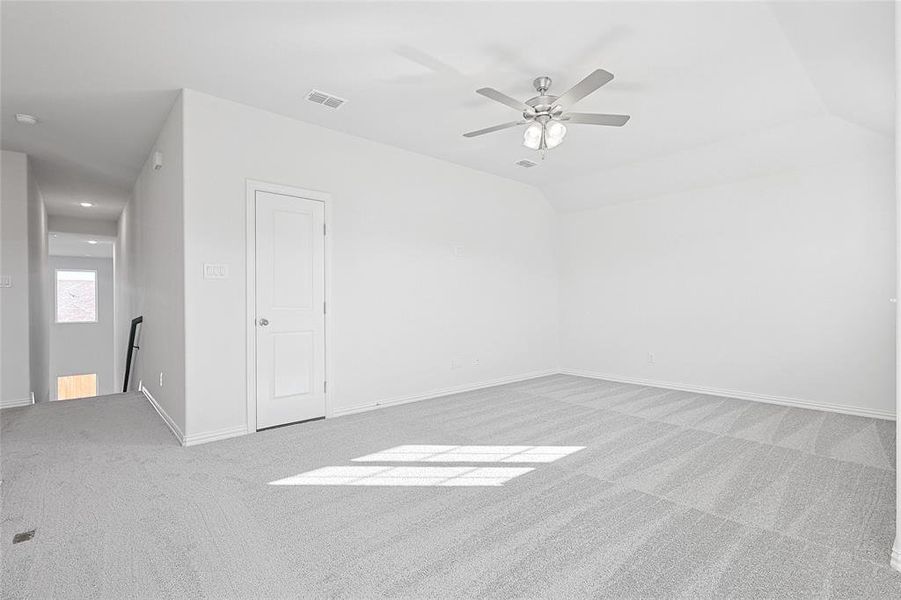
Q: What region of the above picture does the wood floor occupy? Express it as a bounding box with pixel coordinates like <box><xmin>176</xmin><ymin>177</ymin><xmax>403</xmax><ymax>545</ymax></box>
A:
<box><xmin>55</xmin><ymin>373</ymin><xmax>97</xmax><ymax>400</ymax></box>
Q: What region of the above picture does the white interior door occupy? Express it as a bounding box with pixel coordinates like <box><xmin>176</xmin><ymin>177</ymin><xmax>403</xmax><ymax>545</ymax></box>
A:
<box><xmin>255</xmin><ymin>190</ymin><xmax>326</xmax><ymax>429</ymax></box>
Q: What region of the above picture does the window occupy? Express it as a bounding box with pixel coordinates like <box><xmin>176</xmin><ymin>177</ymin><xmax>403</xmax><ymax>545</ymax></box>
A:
<box><xmin>55</xmin><ymin>269</ymin><xmax>97</xmax><ymax>323</ymax></box>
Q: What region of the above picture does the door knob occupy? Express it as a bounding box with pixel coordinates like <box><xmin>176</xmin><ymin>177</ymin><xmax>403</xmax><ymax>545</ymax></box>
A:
<box><xmin>258</xmin><ymin>318</ymin><xmax>269</xmax><ymax>327</ymax></box>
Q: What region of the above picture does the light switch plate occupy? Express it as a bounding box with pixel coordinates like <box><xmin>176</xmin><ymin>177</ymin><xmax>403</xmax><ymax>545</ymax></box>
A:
<box><xmin>0</xmin><ymin>276</ymin><xmax>11</xmax><ymax>288</ymax></box>
<box><xmin>203</xmin><ymin>263</ymin><xmax>229</xmax><ymax>279</ymax></box>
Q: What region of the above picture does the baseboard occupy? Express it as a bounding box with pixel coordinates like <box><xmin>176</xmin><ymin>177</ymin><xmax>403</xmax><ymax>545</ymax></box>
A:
<box><xmin>330</xmin><ymin>369</ymin><xmax>558</xmax><ymax>418</ymax></box>
<box><xmin>183</xmin><ymin>426</ymin><xmax>247</xmax><ymax>447</ymax></box>
<box><xmin>140</xmin><ymin>384</ymin><xmax>185</xmax><ymax>445</ymax></box>
<box><xmin>891</xmin><ymin>542</ymin><xmax>901</xmax><ymax>572</ymax></box>
<box><xmin>0</xmin><ymin>395</ymin><xmax>35</xmax><ymax>410</ymax></box>
<box><xmin>140</xmin><ymin>384</ymin><xmax>245</xmax><ymax>446</ymax></box>
<box><xmin>562</xmin><ymin>369</ymin><xmax>896</xmax><ymax>420</ymax></box>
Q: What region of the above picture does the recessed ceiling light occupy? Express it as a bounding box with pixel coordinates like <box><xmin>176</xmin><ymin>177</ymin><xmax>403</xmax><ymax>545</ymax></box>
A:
<box><xmin>79</xmin><ymin>202</ymin><xmax>94</xmax><ymax>207</ymax></box>
<box><xmin>87</xmin><ymin>240</ymin><xmax>98</xmax><ymax>245</ymax></box>
<box><xmin>15</xmin><ymin>114</ymin><xmax>38</xmax><ymax>125</ymax></box>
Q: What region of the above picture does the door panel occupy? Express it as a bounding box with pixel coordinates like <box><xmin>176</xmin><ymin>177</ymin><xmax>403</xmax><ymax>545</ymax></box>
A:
<box><xmin>273</xmin><ymin>332</ymin><xmax>313</xmax><ymax>397</ymax></box>
<box><xmin>272</xmin><ymin>211</ymin><xmax>313</xmax><ymax>309</ymax></box>
<box><xmin>255</xmin><ymin>191</ymin><xmax>325</xmax><ymax>429</ymax></box>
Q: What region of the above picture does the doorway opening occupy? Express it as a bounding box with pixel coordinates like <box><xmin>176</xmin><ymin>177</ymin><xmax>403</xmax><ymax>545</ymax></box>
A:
<box><xmin>48</xmin><ymin>231</ymin><xmax>116</xmax><ymax>401</ymax></box>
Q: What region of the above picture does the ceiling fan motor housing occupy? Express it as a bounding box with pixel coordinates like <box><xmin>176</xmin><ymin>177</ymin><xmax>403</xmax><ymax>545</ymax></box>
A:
<box><xmin>533</xmin><ymin>76</ymin><xmax>553</xmax><ymax>93</ymax></box>
<box><xmin>524</xmin><ymin>95</ymin><xmax>562</xmax><ymax>120</ymax></box>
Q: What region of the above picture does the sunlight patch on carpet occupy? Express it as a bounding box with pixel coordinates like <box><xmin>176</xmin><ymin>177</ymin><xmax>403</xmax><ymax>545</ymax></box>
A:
<box><xmin>269</xmin><ymin>465</ymin><xmax>534</xmax><ymax>487</ymax></box>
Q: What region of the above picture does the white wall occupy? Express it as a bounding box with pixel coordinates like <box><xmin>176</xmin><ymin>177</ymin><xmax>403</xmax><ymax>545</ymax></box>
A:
<box><xmin>27</xmin><ymin>161</ymin><xmax>50</xmax><ymax>402</ymax></box>
<box><xmin>48</xmin><ymin>256</ymin><xmax>115</xmax><ymax>397</ymax></box>
<box><xmin>127</xmin><ymin>93</ymin><xmax>186</xmax><ymax>432</ymax></box>
<box><xmin>181</xmin><ymin>89</ymin><xmax>558</xmax><ymax>440</ymax></box>
<box><xmin>115</xmin><ymin>195</ymin><xmax>142</xmax><ymax>392</ymax></box>
<box><xmin>1</xmin><ymin>150</ymin><xmax>32</xmax><ymax>406</ymax></box>
<box><xmin>559</xmin><ymin>153</ymin><xmax>896</xmax><ymax>418</ymax></box>
<box><xmin>892</xmin><ymin>1</ymin><xmax>900</xmax><ymax>573</ymax></box>
<box><xmin>47</xmin><ymin>215</ymin><xmax>117</xmax><ymax>237</ymax></box>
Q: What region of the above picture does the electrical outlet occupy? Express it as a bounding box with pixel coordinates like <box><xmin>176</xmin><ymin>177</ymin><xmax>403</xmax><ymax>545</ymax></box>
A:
<box><xmin>452</xmin><ymin>244</ymin><xmax>465</xmax><ymax>258</ymax></box>
<box><xmin>472</xmin><ymin>357</ymin><xmax>480</xmax><ymax>366</ymax></box>
<box><xmin>159</xmin><ymin>372</ymin><xmax>164</xmax><ymax>387</ymax></box>
<box><xmin>647</xmin><ymin>352</ymin><xmax>656</xmax><ymax>365</ymax></box>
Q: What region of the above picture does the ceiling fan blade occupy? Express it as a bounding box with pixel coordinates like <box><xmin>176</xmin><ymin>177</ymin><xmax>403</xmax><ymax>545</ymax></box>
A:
<box><xmin>394</xmin><ymin>45</ymin><xmax>462</xmax><ymax>76</ymax></box>
<box><xmin>562</xmin><ymin>113</ymin><xmax>630</xmax><ymax>126</ymax></box>
<box><xmin>463</xmin><ymin>120</ymin><xmax>527</xmax><ymax>138</ymax></box>
<box><xmin>553</xmin><ymin>69</ymin><xmax>615</xmax><ymax>109</ymax></box>
<box><xmin>476</xmin><ymin>88</ymin><xmax>533</xmax><ymax>113</ymax></box>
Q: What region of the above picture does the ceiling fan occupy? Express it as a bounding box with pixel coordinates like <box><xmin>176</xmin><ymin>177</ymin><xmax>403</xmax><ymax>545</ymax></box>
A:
<box><xmin>463</xmin><ymin>69</ymin><xmax>630</xmax><ymax>155</ymax></box>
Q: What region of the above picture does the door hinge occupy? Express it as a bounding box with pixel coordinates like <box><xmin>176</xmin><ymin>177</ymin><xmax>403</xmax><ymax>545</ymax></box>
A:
<box><xmin>323</xmin><ymin>223</ymin><xmax>327</xmax><ymax>236</ymax></box>
<box><xmin>324</xmin><ymin>381</ymin><xmax>327</xmax><ymax>394</ymax></box>
<box><xmin>323</xmin><ymin>301</ymin><xmax>327</xmax><ymax>314</ymax></box>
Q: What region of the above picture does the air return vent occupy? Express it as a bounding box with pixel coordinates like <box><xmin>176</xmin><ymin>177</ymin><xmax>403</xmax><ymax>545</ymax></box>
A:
<box><xmin>306</xmin><ymin>89</ymin><xmax>346</xmax><ymax>109</ymax></box>
<box><xmin>515</xmin><ymin>159</ymin><xmax>538</xmax><ymax>168</ymax></box>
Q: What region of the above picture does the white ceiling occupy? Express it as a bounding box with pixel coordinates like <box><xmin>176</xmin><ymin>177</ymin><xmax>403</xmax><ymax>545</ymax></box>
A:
<box><xmin>49</xmin><ymin>232</ymin><xmax>114</xmax><ymax>259</ymax></box>
<box><xmin>1</xmin><ymin>1</ymin><xmax>894</xmax><ymax>216</ymax></box>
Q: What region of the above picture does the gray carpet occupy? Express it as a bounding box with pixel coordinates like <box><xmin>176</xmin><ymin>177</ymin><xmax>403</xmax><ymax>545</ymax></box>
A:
<box><xmin>1</xmin><ymin>374</ymin><xmax>899</xmax><ymax>599</ymax></box>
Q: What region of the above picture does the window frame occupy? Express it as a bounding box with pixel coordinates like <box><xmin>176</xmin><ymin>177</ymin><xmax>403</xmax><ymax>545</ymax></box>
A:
<box><xmin>54</xmin><ymin>268</ymin><xmax>99</xmax><ymax>324</ymax></box>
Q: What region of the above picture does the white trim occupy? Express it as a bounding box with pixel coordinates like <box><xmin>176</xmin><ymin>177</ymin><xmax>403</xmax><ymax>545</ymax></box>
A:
<box><xmin>183</xmin><ymin>426</ymin><xmax>248</xmax><ymax>447</ymax></box>
<box><xmin>562</xmin><ymin>369</ymin><xmax>897</xmax><ymax>421</ymax></box>
<box><xmin>141</xmin><ymin>384</ymin><xmax>245</xmax><ymax>446</ymax></box>
<box><xmin>331</xmin><ymin>369</ymin><xmax>558</xmax><ymax>417</ymax></box>
<box><xmin>0</xmin><ymin>396</ymin><xmax>35</xmax><ymax>409</ymax></box>
<box><xmin>891</xmin><ymin>541</ymin><xmax>901</xmax><ymax>572</ymax></box>
<box><xmin>140</xmin><ymin>384</ymin><xmax>185</xmax><ymax>445</ymax></box>
<box><xmin>245</xmin><ymin>179</ymin><xmax>332</xmax><ymax>434</ymax></box>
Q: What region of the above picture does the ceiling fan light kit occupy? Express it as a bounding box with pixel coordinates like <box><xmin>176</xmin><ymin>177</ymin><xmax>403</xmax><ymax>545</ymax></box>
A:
<box><xmin>522</xmin><ymin>119</ymin><xmax>566</xmax><ymax>153</ymax></box>
<box><xmin>522</xmin><ymin>121</ymin><xmax>543</xmax><ymax>150</ymax></box>
<box><xmin>464</xmin><ymin>69</ymin><xmax>630</xmax><ymax>157</ymax></box>
<box><xmin>544</xmin><ymin>120</ymin><xmax>567</xmax><ymax>148</ymax></box>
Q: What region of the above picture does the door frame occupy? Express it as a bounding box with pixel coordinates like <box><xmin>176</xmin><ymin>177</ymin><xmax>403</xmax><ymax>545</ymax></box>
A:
<box><xmin>245</xmin><ymin>179</ymin><xmax>333</xmax><ymax>433</ymax></box>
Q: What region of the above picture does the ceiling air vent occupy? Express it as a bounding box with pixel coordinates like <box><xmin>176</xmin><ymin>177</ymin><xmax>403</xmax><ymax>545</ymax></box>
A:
<box><xmin>306</xmin><ymin>89</ymin><xmax>346</xmax><ymax>110</ymax></box>
<box><xmin>515</xmin><ymin>159</ymin><xmax>538</xmax><ymax>168</ymax></box>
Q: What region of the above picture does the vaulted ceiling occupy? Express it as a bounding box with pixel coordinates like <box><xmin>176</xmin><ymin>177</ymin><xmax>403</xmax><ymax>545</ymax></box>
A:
<box><xmin>1</xmin><ymin>1</ymin><xmax>894</xmax><ymax>218</ymax></box>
